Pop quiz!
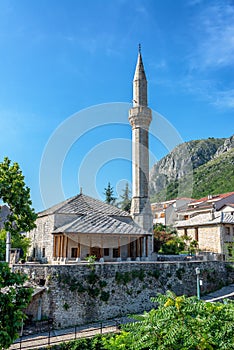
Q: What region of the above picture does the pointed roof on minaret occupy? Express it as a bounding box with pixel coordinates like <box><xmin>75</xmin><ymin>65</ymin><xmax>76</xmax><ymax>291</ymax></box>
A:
<box><xmin>133</xmin><ymin>44</ymin><xmax>148</xmax><ymax>107</ymax></box>
<box><xmin>134</xmin><ymin>44</ymin><xmax>147</xmax><ymax>82</ymax></box>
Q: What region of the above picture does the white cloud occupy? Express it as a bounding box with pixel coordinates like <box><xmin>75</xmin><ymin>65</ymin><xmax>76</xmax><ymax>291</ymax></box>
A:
<box><xmin>213</xmin><ymin>89</ymin><xmax>234</xmax><ymax>108</ymax></box>
<box><xmin>191</xmin><ymin>1</ymin><xmax>234</xmax><ymax>69</ymax></box>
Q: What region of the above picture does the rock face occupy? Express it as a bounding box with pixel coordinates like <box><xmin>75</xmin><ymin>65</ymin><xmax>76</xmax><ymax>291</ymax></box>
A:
<box><xmin>149</xmin><ymin>137</ymin><xmax>225</xmax><ymax>200</ymax></box>
<box><xmin>214</xmin><ymin>135</ymin><xmax>234</xmax><ymax>158</ymax></box>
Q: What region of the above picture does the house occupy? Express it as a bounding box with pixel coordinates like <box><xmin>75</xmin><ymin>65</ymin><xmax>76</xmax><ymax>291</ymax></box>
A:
<box><xmin>175</xmin><ymin>212</ymin><xmax>234</xmax><ymax>260</ymax></box>
<box><xmin>177</xmin><ymin>192</ymin><xmax>234</xmax><ymax>220</ymax></box>
<box><xmin>151</xmin><ymin>198</ymin><xmax>193</xmax><ymax>226</ymax></box>
<box><xmin>174</xmin><ymin>192</ymin><xmax>234</xmax><ymax>260</ymax></box>
<box><xmin>26</xmin><ymin>193</ymin><xmax>152</xmax><ymax>263</ymax></box>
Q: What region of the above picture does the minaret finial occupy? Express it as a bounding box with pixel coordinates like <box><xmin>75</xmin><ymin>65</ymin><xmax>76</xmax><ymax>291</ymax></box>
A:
<box><xmin>138</xmin><ymin>43</ymin><xmax>141</xmax><ymax>54</ymax></box>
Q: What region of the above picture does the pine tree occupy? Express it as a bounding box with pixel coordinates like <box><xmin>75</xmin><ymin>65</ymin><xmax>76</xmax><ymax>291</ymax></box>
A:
<box><xmin>119</xmin><ymin>182</ymin><xmax>131</xmax><ymax>212</ymax></box>
<box><xmin>104</xmin><ymin>182</ymin><xmax>116</xmax><ymax>205</ymax></box>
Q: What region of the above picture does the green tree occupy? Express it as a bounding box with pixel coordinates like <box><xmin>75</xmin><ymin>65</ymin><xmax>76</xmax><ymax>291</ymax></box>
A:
<box><xmin>118</xmin><ymin>182</ymin><xmax>131</xmax><ymax>212</ymax></box>
<box><xmin>104</xmin><ymin>182</ymin><xmax>116</xmax><ymax>205</ymax></box>
<box><xmin>104</xmin><ymin>291</ymin><xmax>234</xmax><ymax>349</ymax></box>
<box><xmin>0</xmin><ymin>262</ymin><xmax>33</xmax><ymax>349</ymax></box>
<box><xmin>0</xmin><ymin>157</ymin><xmax>37</xmax><ymax>259</ymax></box>
<box><xmin>0</xmin><ymin>229</ymin><xmax>31</xmax><ymax>261</ymax></box>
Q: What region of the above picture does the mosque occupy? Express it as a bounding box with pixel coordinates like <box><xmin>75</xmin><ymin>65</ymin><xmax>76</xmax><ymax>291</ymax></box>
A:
<box><xmin>26</xmin><ymin>48</ymin><xmax>154</xmax><ymax>263</ymax></box>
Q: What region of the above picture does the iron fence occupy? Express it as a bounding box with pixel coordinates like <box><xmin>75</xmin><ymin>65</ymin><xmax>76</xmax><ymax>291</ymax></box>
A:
<box><xmin>10</xmin><ymin>320</ymin><xmax>120</xmax><ymax>350</ymax></box>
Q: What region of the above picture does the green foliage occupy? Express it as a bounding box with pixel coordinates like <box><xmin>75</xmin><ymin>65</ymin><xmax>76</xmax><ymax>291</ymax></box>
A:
<box><xmin>105</xmin><ymin>291</ymin><xmax>234</xmax><ymax>349</ymax></box>
<box><xmin>115</xmin><ymin>269</ymin><xmax>146</xmax><ymax>285</ymax></box>
<box><xmin>0</xmin><ymin>157</ymin><xmax>37</xmax><ymax>234</ymax></box>
<box><xmin>115</xmin><ymin>271</ymin><xmax>131</xmax><ymax>285</ymax></box>
<box><xmin>63</xmin><ymin>302</ymin><xmax>70</xmax><ymax>311</ymax></box>
<box><xmin>100</xmin><ymin>291</ymin><xmax>110</xmax><ymax>302</ymax></box>
<box><xmin>175</xmin><ymin>267</ymin><xmax>185</xmax><ymax>280</ymax></box>
<box><xmin>153</xmin><ymin>224</ymin><xmax>185</xmax><ymax>254</ymax></box>
<box><xmin>103</xmin><ymin>182</ymin><xmax>116</xmax><ymax>205</ymax></box>
<box><xmin>0</xmin><ymin>229</ymin><xmax>31</xmax><ymax>260</ymax></box>
<box><xmin>49</xmin><ymin>334</ymin><xmax>108</xmax><ymax>349</ymax></box>
<box><xmin>57</xmin><ymin>272</ymin><xmax>109</xmax><ymax>301</ymax></box>
<box><xmin>0</xmin><ymin>157</ymin><xmax>37</xmax><ymax>259</ymax></box>
<box><xmin>87</xmin><ymin>271</ymin><xmax>99</xmax><ymax>285</ymax></box>
<box><xmin>85</xmin><ymin>255</ymin><xmax>97</xmax><ymax>270</ymax></box>
<box><xmin>0</xmin><ymin>262</ymin><xmax>33</xmax><ymax>349</ymax></box>
<box><xmin>117</xmin><ymin>182</ymin><xmax>131</xmax><ymax>212</ymax></box>
<box><xmin>148</xmin><ymin>269</ymin><xmax>160</xmax><ymax>279</ymax></box>
<box><xmin>151</xmin><ymin>147</ymin><xmax>234</xmax><ymax>201</ymax></box>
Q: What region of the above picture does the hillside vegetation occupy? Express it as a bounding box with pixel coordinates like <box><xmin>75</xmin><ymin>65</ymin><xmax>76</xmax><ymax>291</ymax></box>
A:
<box><xmin>150</xmin><ymin>135</ymin><xmax>234</xmax><ymax>202</ymax></box>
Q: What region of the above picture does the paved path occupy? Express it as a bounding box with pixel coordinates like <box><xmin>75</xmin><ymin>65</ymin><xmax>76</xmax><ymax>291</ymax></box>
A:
<box><xmin>202</xmin><ymin>283</ymin><xmax>234</xmax><ymax>302</ymax></box>
<box><xmin>9</xmin><ymin>317</ymin><xmax>134</xmax><ymax>350</ymax></box>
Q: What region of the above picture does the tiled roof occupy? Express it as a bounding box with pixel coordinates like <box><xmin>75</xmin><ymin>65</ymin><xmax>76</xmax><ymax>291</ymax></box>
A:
<box><xmin>38</xmin><ymin>193</ymin><xmax>129</xmax><ymax>218</ymax></box>
<box><xmin>176</xmin><ymin>213</ymin><xmax>234</xmax><ymax>227</ymax></box>
<box><xmin>53</xmin><ymin>211</ymin><xmax>148</xmax><ymax>235</ymax></box>
<box><xmin>191</xmin><ymin>192</ymin><xmax>234</xmax><ymax>204</ymax></box>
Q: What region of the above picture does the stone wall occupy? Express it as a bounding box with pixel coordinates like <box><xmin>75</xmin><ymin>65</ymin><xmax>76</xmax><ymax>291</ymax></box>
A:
<box><xmin>14</xmin><ymin>261</ymin><xmax>234</xmax><ymax>328</ymax></box>
<box><xmin>26</xmin><ymin>215</ymin><xmax>55</xmax><ymax>263</ymax></box>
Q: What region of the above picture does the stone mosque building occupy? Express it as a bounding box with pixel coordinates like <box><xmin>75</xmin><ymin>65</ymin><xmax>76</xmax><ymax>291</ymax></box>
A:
<box><xmin>26</xmin><ymin>48</ymin><xmax>153</xmax><ymax>263</ymax></box>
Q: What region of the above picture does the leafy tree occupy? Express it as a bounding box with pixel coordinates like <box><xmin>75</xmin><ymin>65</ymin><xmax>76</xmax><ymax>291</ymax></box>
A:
<box><xmin>104</xmin><ymin>182</ymin><xmax>116</xmax><ymax>205</ymax></box>
<box><xmin>0</xmin><ymin>229</ymin><xmax>31</xmax><ymax>261</ymax></box>
<box><xmin>153</xmin><ymin>224</ymin><xmax>182</xmax><ymax>254</ymax></box>
<box><xmin>104</xmin><ymin>291</ymin><xmax>234</xmax><ymax>350</ymax></box>
<box><xmin>118</xmin><ymin>182</ymin><xmax>132</xmax><ymax>212</ymax></box>
<box><xmin>0</xmin><ymin>157</ymin><xmax>37</xmax><ymax>259</ymax></box>
<box><xmin>153</xmin><ymin>224</ymin><xmax>198</xmax><ymax>255</ymax></box>
<box><xmin>0</xmin><ymin>262</ymin><xmax>33</xmax><ymax>349</ymax></box>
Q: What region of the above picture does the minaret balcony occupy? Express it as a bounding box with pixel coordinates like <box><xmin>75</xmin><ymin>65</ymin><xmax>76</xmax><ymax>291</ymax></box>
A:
<box><xmin>128</xmin><ymin>106</ymin><xmax>152</xmax><ymax>129</ymax></box>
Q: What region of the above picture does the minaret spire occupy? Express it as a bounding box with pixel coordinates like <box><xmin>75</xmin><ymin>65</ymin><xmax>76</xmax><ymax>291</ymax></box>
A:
<box><xmin>138</xmin><ymin>43</ymin><xmax>141</xmax><ymax>53</ymax></box>
<box><xmin>133</xmin><ymin>46</ymin><xmax>148</xmax><ymax>107</ymax></box>
<box><xmin>129</xmin><ymin>47</ymin><xmax>153</xmax><ymax>236</ymax></box>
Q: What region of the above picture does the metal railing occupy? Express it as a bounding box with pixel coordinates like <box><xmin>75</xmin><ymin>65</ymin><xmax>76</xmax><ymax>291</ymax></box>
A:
<box><xmin>10</xmin><ymin>320</ymin><xmax>120</xmax><ymax>350</ymax></box>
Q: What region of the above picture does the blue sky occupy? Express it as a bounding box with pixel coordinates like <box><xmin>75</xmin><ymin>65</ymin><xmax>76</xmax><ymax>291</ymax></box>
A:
<box><xmin>0</xmin><ymin>0</ymin><xmax>233</xmax><ymax>211</ymax></box>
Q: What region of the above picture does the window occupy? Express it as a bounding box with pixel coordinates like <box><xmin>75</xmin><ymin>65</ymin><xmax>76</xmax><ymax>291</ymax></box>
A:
<box><xmin>184</xmin><ymin>228</ymin><xmax>188</xmax><ymax>237</ymax></box>
<box><xmin>160</xmin><ymin>212</ymin><xmax>165</xmax><ymax>218</ymax></box>
<box><xmin>42</xmin><ymin>247</ymin><xmax>45</xmax><ymax>258</ymax></box>
<box><xmin>184</xmin><ymin>215</ymin><xmax>189</xmax><ymax>220</ymax></box>
<box><xmin>113</xmin><ymin>248</ymin><xmax>119</xmax><ymax>258</ymax></box>
<box><xmin>32</xmin><ymin>247</ymin><xmax>36</xmax><ymax>258</ymax></box>
<box><xmin>71</xmin><ymin>247</ymin><xmax>78</xmax><ymax>258</ymax></box>
<box><xmin>104</xmin><ymin>248</ymin><xmax>109</xmax><ymax>256</ymax></box>
<box><xmin>225</xmin><ymin>227</ymin><xmax>231</xmax><ymax>235</ymax></box>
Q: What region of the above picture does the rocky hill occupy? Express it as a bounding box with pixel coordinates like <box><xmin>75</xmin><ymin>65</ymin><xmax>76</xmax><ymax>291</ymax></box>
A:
<box><xmin>149</xmin><ymin>135</ymin><xmax>234</xmax><ymax>202</ymax></box>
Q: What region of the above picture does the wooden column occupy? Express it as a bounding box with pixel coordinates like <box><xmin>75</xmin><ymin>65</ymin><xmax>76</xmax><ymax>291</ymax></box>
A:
<box><xmin>128</xmin><ymin>236</ymin><xmax>131</xmax><ymax>257</ymax></box>
<box><xmin>53</xmin><ymin>235</ymin><xmax>57</xmax><ymax>258</ymax></box>
<box><xmin>60</xmin><ymin>235</ymin><xmax>64</xmax><ymax>258</ymax></box>
<box><xmin>64</xmin><ymin>236</ymin><xmax>68</xmax><ymax>258</ymax></box>
<box><xmin>58</xmin><ymin>235</ymin><xmax>61</xmax><ymax>258</ymax></box>
<box><xmin>77</xmin><ymin>236</ymin><xmax>80</xmax><ymax>258</ymax></box>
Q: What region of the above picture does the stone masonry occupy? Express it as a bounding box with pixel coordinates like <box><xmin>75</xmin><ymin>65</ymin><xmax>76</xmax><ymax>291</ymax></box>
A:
<box><xmin>14</xmin><ymin>261</ymin><xmax>234</xmax><ymax>328</ymax></box>
<box><xmin>129</xmin><ymin>48</ymin><xmax>153</xmax><ymax>233</ymax></box>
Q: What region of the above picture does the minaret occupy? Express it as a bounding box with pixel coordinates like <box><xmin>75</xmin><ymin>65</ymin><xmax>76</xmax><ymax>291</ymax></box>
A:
<box><xmin>129</xmin><ymin>45</ymin><xmax>153</xmax><ymax>232</ymax></box>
